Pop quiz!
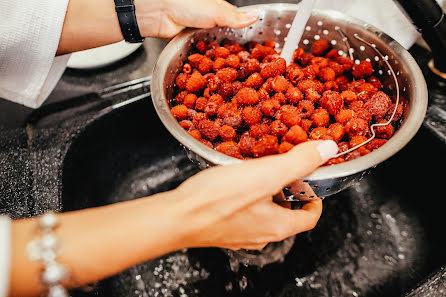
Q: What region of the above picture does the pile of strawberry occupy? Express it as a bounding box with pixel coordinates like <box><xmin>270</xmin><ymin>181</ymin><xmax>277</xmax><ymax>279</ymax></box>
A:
<box><xmin>170</xmin><ymin>38</ymin><xmax>403</xmax><ymax>164</ymax></box>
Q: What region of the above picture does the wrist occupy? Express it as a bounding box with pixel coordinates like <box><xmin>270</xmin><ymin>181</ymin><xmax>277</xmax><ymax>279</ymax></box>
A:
<box><xmin>139</xmin><ymin>189</ymin><xmax>195</xmax><ymax>251</ymax></box>
<box><xmin>133</xmin><ymin>0</ymin><xmax>165</xmax><ymax>38</ymax></box>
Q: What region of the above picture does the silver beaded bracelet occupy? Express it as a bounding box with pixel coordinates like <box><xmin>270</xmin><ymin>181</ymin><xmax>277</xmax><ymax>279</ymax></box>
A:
<box><xmin>27</xmin><ymin>212</ymin><xmax>70</xmax><ymax>297</ymax></box>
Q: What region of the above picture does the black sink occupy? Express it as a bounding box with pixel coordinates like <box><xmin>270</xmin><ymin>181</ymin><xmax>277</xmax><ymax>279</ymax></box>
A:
<box><xmin>60</xmin><ymin>96</ymin><xmax>446</xmax><ymax>297</ymax></box>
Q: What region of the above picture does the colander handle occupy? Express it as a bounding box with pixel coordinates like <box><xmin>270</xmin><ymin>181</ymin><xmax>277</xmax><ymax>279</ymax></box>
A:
<box><xmin>393</xmin><ymin>0</ymin><xmax>446</xmax><ymax>73</ymax></box>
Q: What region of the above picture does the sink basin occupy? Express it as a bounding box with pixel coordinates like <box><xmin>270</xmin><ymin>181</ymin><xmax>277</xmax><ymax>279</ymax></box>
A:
<box><xmin>62</xmin><ymin>97</ymin><xmax>446</xmax><ymax>297</ymax></box>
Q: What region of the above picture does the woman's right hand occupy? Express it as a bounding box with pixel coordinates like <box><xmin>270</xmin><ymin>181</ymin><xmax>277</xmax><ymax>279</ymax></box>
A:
<box><xmin>8</xmin><ymin>140</ymin><xmax>337</xmax><ymax>296</ymax></box>
<box><xmin>170</xmin><ymin>140</ymin><xmax>338</xmax><ymax>250</ymax></box>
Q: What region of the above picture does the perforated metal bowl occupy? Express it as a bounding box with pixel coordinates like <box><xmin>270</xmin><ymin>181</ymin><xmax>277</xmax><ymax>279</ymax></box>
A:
<box><xmin>151</xmin><ymin>3</ymin><xmax>428</xmax><ymax>198</ymax></box>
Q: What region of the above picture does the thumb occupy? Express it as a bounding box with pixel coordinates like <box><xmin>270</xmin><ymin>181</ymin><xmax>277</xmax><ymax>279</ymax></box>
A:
<box><xmin>220</xmin><ymin>140</ymin><xmax>338</xmax><ymax>200</ymax></box>
<box><xmin>212</xmin><ymin>1</ymin><xmax>261</xmax><ymax>29</ymax></box>
<box><xmin>281</xmin><ymin>140</ymin><xmax>338</xmax><ymax>178</ymax></box>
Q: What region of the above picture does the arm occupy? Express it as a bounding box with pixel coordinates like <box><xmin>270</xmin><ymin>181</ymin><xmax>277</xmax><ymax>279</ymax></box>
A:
<box><xmin>57</xmin><ymin>0</ymin><xmax>260</xmax><ymax>55</ymax></box>
<box><xmin>8</xmin><ymin>140</ymin><xmax>338</xmax><ymax>297</ymax></box>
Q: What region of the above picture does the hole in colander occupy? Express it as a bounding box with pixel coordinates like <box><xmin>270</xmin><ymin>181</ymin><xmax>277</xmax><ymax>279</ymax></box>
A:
<box><xmin>317</xmin><ymin>21</ymin><xmax>323</xmax><ymax>26</ymax></box>
<box><xmin>286</xmin><ymin>23</ymin><xmax>291</xmax><ymax>29</ymax></box>
<box><xmin>314</xmin><ymin>35</ymin><xmax>320</xmax><ymax>40</ymax></box>
<box><xmin>331</xmin><ymin>40</ymin><xmax>337</xmax><ymax>45</ymax></box>
<box><xmin>306</xmin><ymin>26</ymin><xmax>311</xmax><ymax>31</ymax></box>
<box><xmin>309</xmin><ymin>195</ymin><xmax>315</xmax><ymax>199</ymax></box>
<box><xmin>300</xmin><ymin>191</ymin><xmax>306</xmax><ymax>195</ymax></box>
<box><xmin>314</xmin><ymin>184</ymin><xmax>319</xmax><ymax>188</ymax></box>
<box><xmin>303</xmin><ymin>39</ymin><xmax>309</xmax><ymax>45</ymax></box>
<box><xmin>326</xmin><ymin>187</ymin><xmax>331</xmax><ymax>192</ymax></box>
<box><xmin>323</xmin><ymin>30</ymin><xmax>329</xmax><ymax>35</ymax></box>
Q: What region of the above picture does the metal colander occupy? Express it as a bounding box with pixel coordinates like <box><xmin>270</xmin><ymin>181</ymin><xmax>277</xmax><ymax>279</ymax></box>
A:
<box><xmin>151</xmin><ymin>3</ymin><xmax>428</xmax><ymax>198</ymax></box>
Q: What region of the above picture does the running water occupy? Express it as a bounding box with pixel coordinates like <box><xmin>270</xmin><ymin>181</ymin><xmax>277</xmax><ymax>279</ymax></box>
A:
<box><xmin>280</xmin><ymin>0</ymin><xmax>315</xmax><ymax>65</ymax></box>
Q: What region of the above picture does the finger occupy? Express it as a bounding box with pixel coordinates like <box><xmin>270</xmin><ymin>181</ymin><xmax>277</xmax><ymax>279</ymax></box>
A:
<box><xmin>212</xmin><ymin>1</ymin><xmax>261</xmax><ymax>28</ymax></box>
<box><xmin>271</xmin><ymin>198</ymin><xmax>323</xmax><ymax>239</ymax></box>
<box><xmin>239</xmin><ymin>243</ymin><xmax>269</xmax><ymax>251</ymax></box>
<box><xmin>235</xmin><ymin>140</ymin><xmax>338</xmax><ymax>197</ymax></box>
<box><xmin>279</xmin><ymin>140</ymin><xmax>338</xmax><ymax>180</ymax></box>
<box><xmin>276</xmin><ymin>201</ymin><xmax>292</xmax><ymax>209</ymax></box>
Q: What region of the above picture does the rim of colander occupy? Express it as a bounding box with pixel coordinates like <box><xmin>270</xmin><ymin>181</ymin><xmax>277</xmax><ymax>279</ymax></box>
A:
<box><xmin>151</xmin><ymin>3</ymin><xmax>428</xmax><ymax>181</ymax></box>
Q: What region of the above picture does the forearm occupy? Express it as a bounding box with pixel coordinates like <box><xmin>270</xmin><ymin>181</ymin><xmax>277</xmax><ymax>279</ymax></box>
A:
<box><xmin>56</xmin><ymin>0</ymin><xmax>258</xmax><ymax>55</ymax></box>
<box><xmin>57</xmin><ymin>0</ymin><xmax>124</xmax><ymax>55</ymax></box>
<box><xmin>9</xmin><ymin>190</ymin><xmax>187</xmax><ymax>297</ymax></box>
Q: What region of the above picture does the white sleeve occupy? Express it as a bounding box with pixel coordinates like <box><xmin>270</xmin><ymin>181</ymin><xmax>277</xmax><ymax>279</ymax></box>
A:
<box><xmin>0</xmin><ymin>216</ymin><xmax>11</xmax><ymax>297</ymax></box>
<box><xmin>0</xmin><ymin>0</ymin><xmax>70</xmax><ymax>109</ymax></box>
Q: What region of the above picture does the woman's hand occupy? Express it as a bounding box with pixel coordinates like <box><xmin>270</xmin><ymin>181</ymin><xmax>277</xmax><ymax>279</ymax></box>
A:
<box><xmin>136</xmin><ymin>0</ymin><xmax>260</xmax><ymax>38</ymax></box>
<box><xmin>171</xmin><ymin>140</ymin><xmax>338</xmax><ymax>250</ymax></box>
<box><xmin>9</xmin><ymin>140</ymin><xmax>337</xmax><ymax>296</ymax></box>
<box><xmin>57</xmin><ymin>0</ymin><xmax>259</xmax><ymax>54</ymax></box>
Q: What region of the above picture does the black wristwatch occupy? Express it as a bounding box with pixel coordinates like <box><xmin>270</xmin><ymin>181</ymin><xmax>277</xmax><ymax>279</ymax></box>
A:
<box><xmin>114</xmin><ymin>0</ymin><xmax>145</xmax><ymax>43</ymax></box>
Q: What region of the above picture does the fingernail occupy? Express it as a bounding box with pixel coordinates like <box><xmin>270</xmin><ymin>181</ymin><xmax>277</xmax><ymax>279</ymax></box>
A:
<box><xmin>243</xmin><ymin>8</ymin><xmax>262</xmax><ymax>21</ymax></box>
<box><xmin>317</xmin><ymin>140</ymin><xmax>339</xmax><ymax>162</ymax></box>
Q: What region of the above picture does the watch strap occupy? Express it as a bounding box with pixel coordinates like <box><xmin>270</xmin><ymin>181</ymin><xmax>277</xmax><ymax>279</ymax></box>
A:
<box><xmin>114</xmin><ymin>0</ymin><xmax>145</xmax><ymax>43</ymax></box>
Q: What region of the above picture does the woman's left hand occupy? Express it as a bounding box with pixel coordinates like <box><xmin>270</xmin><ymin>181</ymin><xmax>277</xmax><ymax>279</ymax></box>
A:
<box><xmin>136</xmin><ymin>0</ymin><xmax>260</xmax><ymax>38</ymax></box>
